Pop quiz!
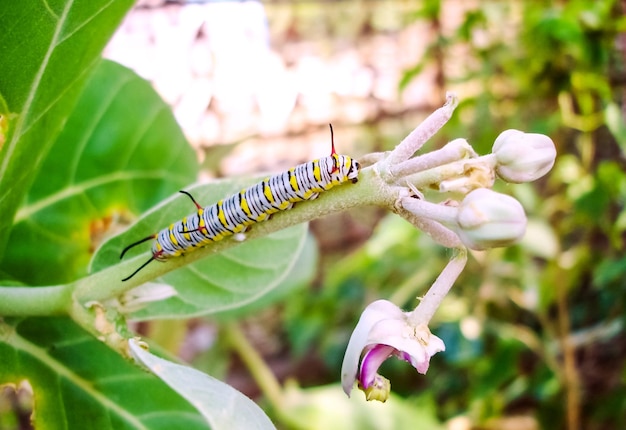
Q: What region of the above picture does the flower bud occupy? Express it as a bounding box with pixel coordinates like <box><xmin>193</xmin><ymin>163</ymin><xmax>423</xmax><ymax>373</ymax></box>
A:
<box><xmin>455</xmin><ymin>188</ymin><xmax>526</xmax><ymax>250</ymax></box>
<box><xmin>492</xmin><ymin>129</ymin><xmax>556</xmax><ymax>183</ymax></box>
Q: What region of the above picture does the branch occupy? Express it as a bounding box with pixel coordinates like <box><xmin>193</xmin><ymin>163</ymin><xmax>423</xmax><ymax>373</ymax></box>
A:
<box><xmin>0</xmin><ymin>284</ymin><xmax>72</xmax><ymax>316</ymax></box>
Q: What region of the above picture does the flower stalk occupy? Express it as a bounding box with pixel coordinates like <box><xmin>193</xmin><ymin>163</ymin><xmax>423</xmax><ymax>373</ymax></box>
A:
<box><xmin>409</xmin><ymin>249</ymin><xmax>467</xmax><ymax>326</ymax></box>
<box><xmin>385</xmin><ymin>92</ymin><xmax>460</xmax><ymax>166</ymax></box>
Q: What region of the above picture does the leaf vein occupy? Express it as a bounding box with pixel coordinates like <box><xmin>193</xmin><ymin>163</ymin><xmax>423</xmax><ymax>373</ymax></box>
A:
<box><xmin>10</xmin><ymin>329</ymin><xmax>148</xmax><ymax>429</ymax></box>
<box><xmin>56</xmin><ymin>0</ymin><xmax>116</xmax><ymax>46</ymax></box>
<box><xmin>69</xmin><ymin>71</ymin><xmax>136</xmax><ymax>186</ymax></box>
<box><xmin>41</xmin><ymin>0</ymin><xmax>60</xmax><ymax>20</ymax></box>
<box><xmin>15</xmin><ymin>171</ymin><xmax>191</xmax><ymax>222</ymax></box>
<box><xmin>0</xmin><ymin>0</ymin><xmax>74</xmax><ymax>180</ymax></box>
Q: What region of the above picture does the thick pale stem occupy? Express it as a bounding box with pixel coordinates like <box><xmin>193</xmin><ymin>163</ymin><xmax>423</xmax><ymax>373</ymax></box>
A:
<box><xmin>397</xmin><ymin>204</ymin><xmax>462</xmax><ymax>248</ymax></box>
<box><xmin>408</xmin><ymin>249</ymin><xmax>467</xmax><ymax>325</ymax></box>
<box><xmin>1</xmin><ymin>160</ymin><xmax>404</xmax><ymax>317</ymax></box>
<box><xmin>0</xmin><ymin>285</ymin><xmax>73</xmax><ymax>316</ymax></box>
<box><xmin>401</xmin><ymin>197</ymin><xmax>459</xmax><ymax>226</ymax></box>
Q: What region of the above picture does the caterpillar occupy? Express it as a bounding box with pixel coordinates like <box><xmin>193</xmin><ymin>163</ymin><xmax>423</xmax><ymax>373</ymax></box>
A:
<box><xmin>120</xmin><ymin>125</ymin><xmax>360</xmax><ymax>281</ymax></box>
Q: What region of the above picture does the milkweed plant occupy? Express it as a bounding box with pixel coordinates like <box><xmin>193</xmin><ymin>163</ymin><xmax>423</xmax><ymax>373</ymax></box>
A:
<box><xmin>0</xmin><ymin>2</ymin><xmax>557</xmax><ymax>429</ymax></box>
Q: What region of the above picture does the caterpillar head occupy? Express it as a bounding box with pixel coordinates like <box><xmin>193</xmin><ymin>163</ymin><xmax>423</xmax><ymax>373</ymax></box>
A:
<box><xmin>349</xmin><ymin>159</ymin><xmax>360</xmax><ymax>183</ymax></box>
<box><xmin>327</xmin><ymin>124</ymin><xmax>360</xmax><ymax>184</ymax></box>
<box><xmin>330</xmin><ymin>154</ymin><xmax>360</xmax><ymax>184</ymax></box>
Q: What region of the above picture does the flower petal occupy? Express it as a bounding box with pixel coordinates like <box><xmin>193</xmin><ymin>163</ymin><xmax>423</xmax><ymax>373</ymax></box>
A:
<box><xmin>362</xmin><ymin>374</ymin><xmax>391</xmax><ymax>403</ymax></box>
<box><xmin>359</xmin><ymin>344</ymin><xmax>395</xmax><ymax>389</ymax></box>
<box><xmin>369</xmin><ymin>319</ymin><xmax>445</xmax><ymax>375</ymax></box>
<box><xmin>341</xmin><ymin>300</ymin><xmax>446</xmax><ymax>399</ymax></box>
<box><xmin>341</xmin><ymin>300</ymin><xmax>404</xmax><ymax>396</ymax></box>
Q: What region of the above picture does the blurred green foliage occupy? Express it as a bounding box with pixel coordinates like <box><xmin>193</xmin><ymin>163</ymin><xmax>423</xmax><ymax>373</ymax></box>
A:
<box><xmin>278</xmin><ymin>0</ymin><xmax>626</xmax><ymax>429</ymax></box>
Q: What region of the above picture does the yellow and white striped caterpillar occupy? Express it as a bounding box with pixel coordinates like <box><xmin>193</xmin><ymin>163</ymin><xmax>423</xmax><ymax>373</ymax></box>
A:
<box><xmin>120</xmin><ymin>125</ymin><xmax>360</xmax><ymax>281</ymax></box>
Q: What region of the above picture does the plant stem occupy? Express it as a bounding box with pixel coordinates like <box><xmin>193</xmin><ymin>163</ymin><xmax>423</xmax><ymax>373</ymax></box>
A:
<box><xmin>2</xmin><ymin>166</ymin><xmax>394</xmax><ymax>317</ymax></box>
<box><xmin>222</xmin><ymin>323</ymin><xmax>284</xmax><ymax>409</ymax></box>
<box><xmin>409</xmin><ymin>248</ymin><xmax>467</xmax><ymax>325</ymax></box>
<box><xmin>73</xmin><ymin>166</ymin><xmax>393</xmax><ymax>304</ymax></box>
<box><xmin>556</xmin><ymin>268</ymin><xmax>581</xmax><ymax>430</ymax></box>
<box><xmin>392</xmin><ymin>138</ymin><xmax>476</xmax><ymax>178</ymax></box>
<box><xmin>389</xmin><ymin>263</ymin><xmax>437</xmax><ymax>306</ymax></box>
<box><xmin>386</xmin><ymin>92</ymin><xmax>458</xmax><ymax>166</ymax></box>
<box><xmin>0</xmin><ymin>284</ymin><xmax>73</xmax><ymax>316</ymax></box>
<box><xmin>215</xmin><ymin>324</ymin><xmax>310</xmax><ymax>429</ymax></box>
<box><xmin>403</xmin><ymin>155</ymin><xmax>495</xmax><ymax>190</ymax></box>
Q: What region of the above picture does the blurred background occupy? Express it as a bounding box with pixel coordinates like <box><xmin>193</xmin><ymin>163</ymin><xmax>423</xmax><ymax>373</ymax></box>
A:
<box><xmin>97</xmin><ymin>0</ymin><xmax>626</xmax><ymax>429</ymax></box>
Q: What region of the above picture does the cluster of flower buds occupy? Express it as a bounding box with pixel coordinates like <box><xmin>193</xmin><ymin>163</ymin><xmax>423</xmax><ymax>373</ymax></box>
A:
<box><xmin>342</xmin><ymin>94</ymin><xmax>556</xmax><ymax>402</ymax></box>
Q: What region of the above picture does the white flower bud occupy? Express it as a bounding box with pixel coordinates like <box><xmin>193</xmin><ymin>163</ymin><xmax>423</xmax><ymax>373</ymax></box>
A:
<box><xmin>455</xmin><ymin>188</ymin><xmax>526</xmax><ymax>250</ymax></box>
<box><xmin>492</xmin><ymin>129</ymin><xmax>556</xmax><ymax>183</ymax></box>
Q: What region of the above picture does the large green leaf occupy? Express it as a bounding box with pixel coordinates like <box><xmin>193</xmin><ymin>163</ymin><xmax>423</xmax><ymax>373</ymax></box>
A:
<box><xmin>0</xmin><ymin>0</ymin><xmax>135</xmax><ymax>261</ymax></box>
<box><xmin>90</xmin><ymin>180</ymin><xmax>309</xmax><ymax>319</ymax></box>
<box><xmin>129</xmin><ymin>339</ymin><xmax>275</xmax><ymax>430</ymax></box>
<box><xmin>0</xmin><ymin>317</ymin><xmax>209</xmax><ymax>429</ymax></box>
<box><xmin>1</xmin><ymin>60</ymin><xmax>199</xmax><ymax>285</ymax></box>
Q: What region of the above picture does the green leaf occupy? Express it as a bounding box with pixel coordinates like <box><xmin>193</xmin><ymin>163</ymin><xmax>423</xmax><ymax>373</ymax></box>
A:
<box><xmin>211</xmin><ymin>231</ymin><xmax>318</xmax><ymax>321</ymax></box>
<box><xmin>129</xmin><ymin>339</ymin><xmax>276</xmax><ymax>430</ymax></box>
<box><xmin>0</xmin><ymin>317</ymin><xmax>209</xmax><ymax>429</ymax></box>
<box><xmin>1</xmin><ymin>60</ymin><xmax>199</xmax><ymax>285</ymax></box>
<box><xmin>0</xmin><ymin>0</ymin><xmax>135</xmax><ymax>261</ymax></box>
<box><xmin>91</xmin><ymin>180</ymin><xmax>308</xmax><ymax>319</ymax></box>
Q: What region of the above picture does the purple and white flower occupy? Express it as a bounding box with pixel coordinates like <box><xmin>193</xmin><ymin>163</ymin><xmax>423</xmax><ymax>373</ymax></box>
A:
<box><xmin>341</xmin><ymin>300</ymin><xmax>445</xmax><ymax>402</ymax></box>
